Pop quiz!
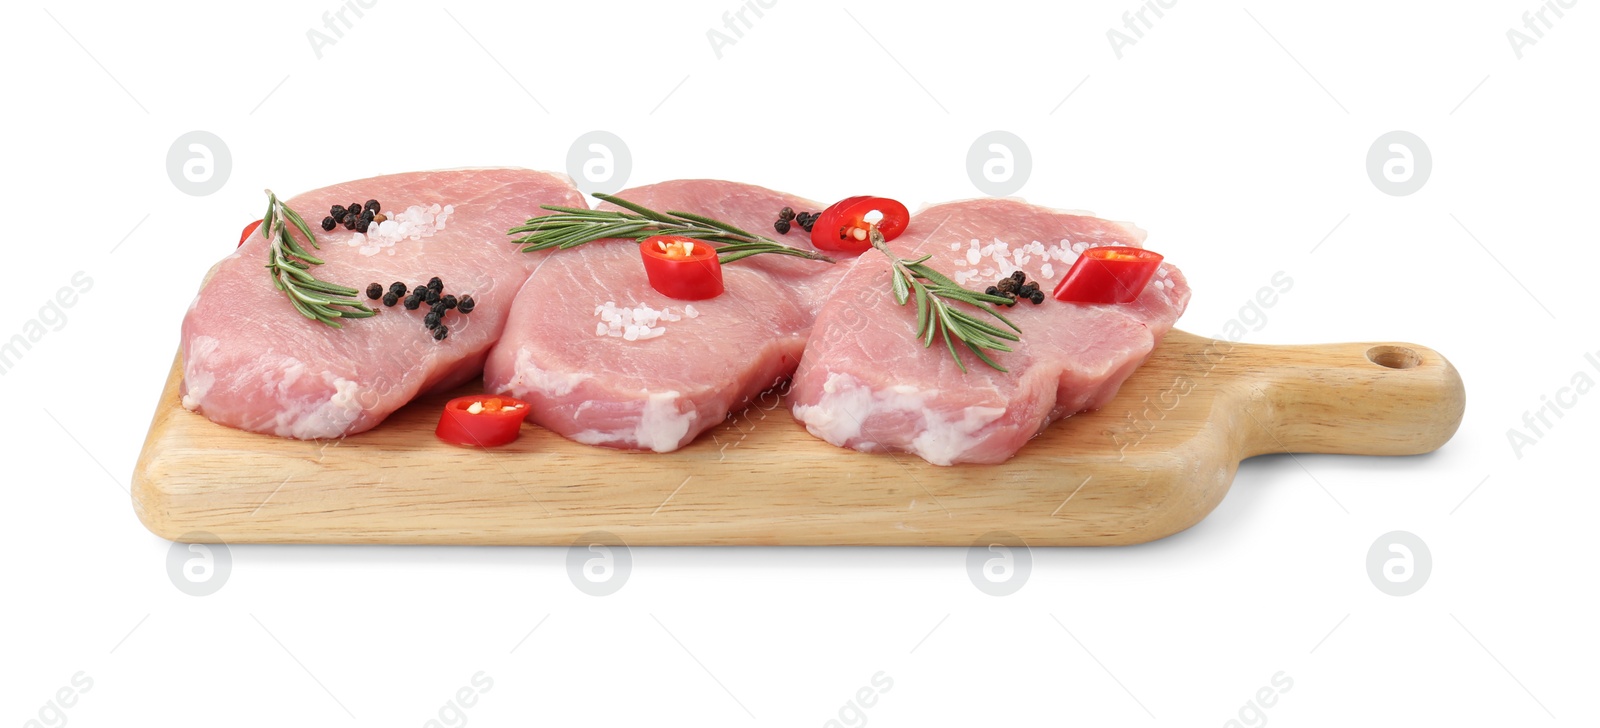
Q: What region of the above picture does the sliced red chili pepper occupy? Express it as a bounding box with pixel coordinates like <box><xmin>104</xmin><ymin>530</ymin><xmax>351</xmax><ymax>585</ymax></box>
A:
<box><xmin>239</xmin><ymin>219</ymin><xmax>262</xmax><ymax>247</ymax></box>
<box><xmin>640</xmin><ymin>234</ymin><xmax>724</xmax><ymax>300</ymax></box>
<box><xmin>811</xmin><ymin>196</ymin><xmax>910</xmax><ymax>254</ymax></box>
<box><xmin>1052</xmin><ymin>246</ymin><xmax>1164</xmax><ymax>304</ymax></box>
<box><xmin>435</xmin><ymin>395</ymin><xmax>530</xmax><ymax>447</ymax></box>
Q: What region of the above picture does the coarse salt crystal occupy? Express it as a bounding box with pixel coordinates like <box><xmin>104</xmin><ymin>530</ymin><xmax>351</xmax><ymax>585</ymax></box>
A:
<box><xmin>1041</xmin><ymin>262</ymin><xmax>1054</xmax><ymax>279</ymax></box>
<box><xmin>685</xmin><ymin>305</ymin><xmax>699</xmax><ymax>318</ymax></box>
<box><xmin>966</xmin><ymin>249</ymin><xmax>981</xmax><ymax>265</ymax></box>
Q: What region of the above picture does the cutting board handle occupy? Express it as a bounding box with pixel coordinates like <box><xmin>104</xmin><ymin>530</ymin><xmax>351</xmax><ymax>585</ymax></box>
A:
<box><xmin>1235</xmin><ymin>340</ymin><xmax>1465</xmax><ymax>458</ymax></box>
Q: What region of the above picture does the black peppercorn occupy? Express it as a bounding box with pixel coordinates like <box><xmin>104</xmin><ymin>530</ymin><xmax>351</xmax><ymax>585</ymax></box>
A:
<box><xmin>1010</xmin><ymin>270</ymin><xmax>1027</xmax><ymax>285</ymax></box>
<box><xmin>985</xmin><ymin>286</ymin><xmax>999</xmax><ymax>296</ymax></box>
<box><xmin>356</xmin><ymin>218</ymin><xmax>371</xmax><ymax>234</ymax></box>
<box><xmin>389</xmin><ymin>282</ymin><xmax>407</xmax><ymax>297</ymax></box>
<box><xmin>343</xmin><ymin>215</ymin><xmax>358</xmax><ymax>231</ymax></box>
<box><xmin>774</xmin><ymin>219</ymin><xmax>791</xmax><ymax>235</ymax></box>
<box><xmin>996</xmin><ymin>279</ymin><xmax>1016</xmax><ymax>294</ymax></box>
<box><xmin>431</xmin><ymin>325</ymin><xmax>448</xmax><ymax>341</ymax></box>
<box><xmin>1030</xmin><ymin>292</ymin><xmax>1045</xmax><ymax>305</ymax></box>
<box><xmin>403</xmin><ymin>295</ymin><xmax>422</xmax><ymax>311</ymax></box>
<box><xmin>441</xmin><ymin>294</ymin><xmax>458</xmax><ymax>310</ymax></box>
<box><xmin>424</xmin><ymin>287</ymin><xmax>441</xmax><ymax>304</ymax></box>
<box><xmin>349</xmin><ymin>202</ymin><xmax>363</xmax><ymax>217</ymax></box>
<box><xmin>427</xmin><ymin>277</ymin><xmax>443</xmax><ymax>292</ymax></box>
<box><xmin>424</xmin><ymin>311</ymin><xmax>442</xmax><ymax>328</ymax></box>
<box><xmin>331</xmin><ymin>204</ymin><xmax>347</xmax><ymax>221</ymax></box>
<box><xmin>321</xmin><ymin>216</ymin><xmax>336</xmax><ymax>231</ymax></box>
<box><xmin>366</xmin><ymin>283</ymin><xmax>383</xmax><ymax>300</ymax></box>
<box><xmin>778</xmin><ymin>206</ymin><xmax>796</xmax><ymax>221</ymax></box>
<box><xmin>381</xmin><ymin>292</ymin><xmax>399</xmax><ymax>307</ymax></box>
<box><xmin>365</xmin><ymin>199</ymin><xmax>380</xmax><ymax>213</ymax></box>
<box><xmin>457</xmin><ymin>295</ymin><xmax>475</xmax><ymax>314</ymax></box>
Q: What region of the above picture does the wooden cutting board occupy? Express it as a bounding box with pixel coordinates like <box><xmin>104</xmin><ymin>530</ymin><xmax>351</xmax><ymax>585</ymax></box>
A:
<box><xmin>131</xmin><ymin>331</ymin><xmax>1464</xmax><ymax>546</ymax></box>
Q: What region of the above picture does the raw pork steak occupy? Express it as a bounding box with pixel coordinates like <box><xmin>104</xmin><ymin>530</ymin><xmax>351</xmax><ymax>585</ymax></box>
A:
<box><xmin>482</xmin><ymin>180</ymin><xmax>846</xmax><ymax>452</ymax></box>
<box><xmin>790</xmin><ymin>198</ymin><xmax>1190</xmax><ymax>465</ymax></box>
<box><xmin>181</xmin><ymin>168</ymin><xmax>584</xmax><ymax>438</ymax></box>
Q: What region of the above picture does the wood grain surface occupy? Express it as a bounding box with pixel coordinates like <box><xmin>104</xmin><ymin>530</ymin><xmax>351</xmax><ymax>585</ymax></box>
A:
<box><xmin>131</xmin><ymin>331</ymin><xmax>1465</xmax><ymax>546</ymax></box>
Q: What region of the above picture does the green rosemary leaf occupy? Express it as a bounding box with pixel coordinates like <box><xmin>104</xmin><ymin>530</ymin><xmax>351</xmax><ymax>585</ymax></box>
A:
<box><xmin>667</xmin><ymin>210</ymin><xmax>763</xmax><ymax>240</ymax></box>
<box><xmin>509</xmin><ymin>193</ymin><xmax>834</xmax><ymax>265</ymax></box>
<box><xmin>866</xmin><ymin>226</ymin><xmax>1022</xmax><ymax>372</ymax></box>
<box><xmin>261</xmin><ymin>189</ymin><xmax>374</xmax><ymax>329</ymax></box>
<box><xmin>280</xmin><ymin>203</ymin><xmax>320</xmax><ymax>250</ymax></box>
<box><xmin>591</xmin><ymin>193</ymin><xmax>676</xmax><ymax>223</ymax></box>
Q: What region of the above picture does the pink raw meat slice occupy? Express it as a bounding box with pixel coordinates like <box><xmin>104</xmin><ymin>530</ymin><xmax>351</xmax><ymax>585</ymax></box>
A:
<box><xmin>482</xmin><ymin>179</ymin><xmax>845</xmax><ymax>452</ymax></box>
<box><xmin>181</xmin><ymin>168</ymin><xmax>584</xmax><ymax>438</ymax></box>
<box><xmin>790</xmin><ymin>198</ymin><xmax>1191</xmax><ymax>465</ymax></box>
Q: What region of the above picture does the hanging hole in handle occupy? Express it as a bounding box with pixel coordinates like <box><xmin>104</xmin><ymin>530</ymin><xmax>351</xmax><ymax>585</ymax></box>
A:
<box><xmin>1367</xmin><ymin>345</ymin><xmax>1421</xmax><ymax>369</ymax></box>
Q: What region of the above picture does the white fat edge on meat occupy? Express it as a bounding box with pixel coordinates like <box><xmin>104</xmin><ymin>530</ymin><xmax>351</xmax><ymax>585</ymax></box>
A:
<box><xmin>506</xmin><ymin>347</ymin><xmax>593</xmax><ymax>397</ymax></box>
<box><xmin>273</xmin><ymin>371</ymin><xmax>366</xmax><ymax>439</ymax></box>
<box><xmin>570</xmin><ymin>390</ymin><xmax>697</xmax><ymax>453</ymax></box>
<box><xmin>185</xmin><ymin>342</ymin><xmax>367</xmax><ymax>438</ymax></box>
<box><xmin>180</xmin><ymin>336</ymin><xmax>221</xmax><ymax>411</ymax></box>
<box><xmin>257</xmin><ymin>356</ymin><xmax>367</xmax><ymax>439</ymax></box>
<box><xmin>792</xmin><ymin>372</ymin><xmax>1006</xmax><ymax>466</ymax></box>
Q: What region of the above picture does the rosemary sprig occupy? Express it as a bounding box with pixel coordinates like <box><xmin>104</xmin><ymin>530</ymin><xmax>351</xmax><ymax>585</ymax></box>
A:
<box><xmin>260</xmin><ymin>189</ymin><xmax>375</xmax><ymax>328</ymax></box>
<box><xmin>507</xmin><ymin>193</ymin><xmax>835</xmax><ymax>265</ymax></box>
<box><xmin>867</xmin><ymin>227</ymin><xmax>1021</xmax><ymax>373</ymax></box>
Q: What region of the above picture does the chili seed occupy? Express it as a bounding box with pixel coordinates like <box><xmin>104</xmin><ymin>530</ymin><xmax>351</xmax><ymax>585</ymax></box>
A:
<box><xmin>366</xmin><ymin>283</ymin><xmax>383</xmax><ymax>300</ymax></box>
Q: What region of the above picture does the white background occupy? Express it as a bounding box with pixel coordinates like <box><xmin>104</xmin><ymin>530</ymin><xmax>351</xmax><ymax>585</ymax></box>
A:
<box><xmin>2</xmin><ymin>1</ymin><xmax>1595</xmax><ymax>725</ymax></box>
